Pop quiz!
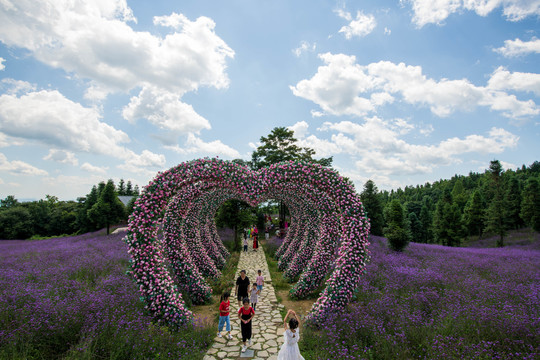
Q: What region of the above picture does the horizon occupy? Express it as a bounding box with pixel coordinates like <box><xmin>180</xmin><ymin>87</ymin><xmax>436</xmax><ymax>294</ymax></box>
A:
<box><xmin>0</xmin><ymin>0</ymin><xmax>539</xmax><ymax>200</ymax></box>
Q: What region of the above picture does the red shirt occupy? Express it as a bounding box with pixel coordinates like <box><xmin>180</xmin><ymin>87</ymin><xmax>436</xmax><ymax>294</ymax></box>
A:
<box><xmin>219</xmin><ymin>300</ymin><xmax>230</xmax><ymax>316</ymax></box>
<box><xmin>238</xmin><ymin>306</ymin><xmax>255</xmax><ymax>317</ymax></box>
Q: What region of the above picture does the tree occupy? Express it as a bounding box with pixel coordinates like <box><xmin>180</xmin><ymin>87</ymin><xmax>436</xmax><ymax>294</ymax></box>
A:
<box><xmin>251</xmin><ymin>127</ymin><xmax>332</xmax><ymax>170</ymax></box>
<box><xmin>360</xmin><ymin>180</ymin><xmax>384</xmax><ymax>236</ymax></box>
<box><xmin>0</xmin><ymin>195</ymin><xmax>19</xmax><ymax>209</ymax></box>
<box><xmin>126</xmin><ymin>181</ymin><xmax>133</xmax><ymax>196</ymax></box>
<box><xmin>484</xmin><ymin>160</ymin><xmax>506</xmax><ymax>247</ymax></box>
<box><xmin>118</xmin><ymin>178</ymin><xmax>126</xmax><ymax>195</ymax></box>
<box><xmin>383</xmin><ymin>199</ymin><xmax>410</xmax><ymax>251</ymax></box>
<box><xmin>0</xmin><ymin>206</ymin><xmax>33</xmax><ymax>239</ymax></box>
<box><xmin>251</xmin><ymin>127</ymin><xmax>332</xmax><ymax>224</ymax></box>
<box><xmin>419</xmin><ymin>203</ymin><xmax>433</xmax><ymax>243</ymax></box>
<box><xmin>463</xmin><ymin>189</ymin><xmax>484</xmax><ymax>237</ymax></box>
<box><xmin>505</xmin><ymin>175</ymin><xmax>523</xmax><ymax>230</ymax></box>
<box><xmin>408</xmin><ymin>212</ymin><xmax>424</xmax><ymax>242</ymax></box>
<box><xmin>215</xmin><ymin>199</ymin><xmax>255</xmax><ymax>250</ymax></box>
<box><xmin>521</xmin><ymin>177</ymin><xmax>540</xmax><ymax>231</ymax></box>
<box><xmin>87</xmin><ymin>179</ymin><xmax>125</xmax><ymax>235</ymax></box>
<box><xmin>77</xmin><ymin>185</ymin><xmax>99</xmax><ymax>232</ymax></box>
<box><xmin>451</xmin><ymin>178</ymin><xmax>468</xmax><ymax>213</ymax></box>
<box><xmin>433</xmin><ymin>187</ymin><xmax>464</xmax><ymax>246</ymax></box>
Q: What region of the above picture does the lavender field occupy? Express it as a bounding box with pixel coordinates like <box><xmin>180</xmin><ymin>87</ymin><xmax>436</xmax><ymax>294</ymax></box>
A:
<box><xmin>301</xmin><ymin>235</ymin><xmax>540</xmax><ymax>359</ymax></box>
<box><xmin>0</xmin><ymin>231</ymin><xmax>213</xmax><ymax>359</ymax></box>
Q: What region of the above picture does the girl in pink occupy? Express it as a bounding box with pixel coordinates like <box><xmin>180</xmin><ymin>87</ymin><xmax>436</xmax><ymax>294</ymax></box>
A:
<box><xmin>256</xmin><ymin>269</ymin><xmax>264</xmax><ymax>293</ymax></box>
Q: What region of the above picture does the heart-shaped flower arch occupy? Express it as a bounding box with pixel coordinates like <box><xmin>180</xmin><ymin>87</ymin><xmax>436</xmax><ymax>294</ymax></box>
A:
<box><xmin>124</xmin><ymin>158</ymin><xmax>370</xmax><ymax>328</ymax></box>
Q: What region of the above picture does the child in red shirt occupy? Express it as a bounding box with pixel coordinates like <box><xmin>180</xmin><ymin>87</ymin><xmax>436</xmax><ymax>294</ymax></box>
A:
<box><xmin>238</xmin><ymin>297</ymin><xmax>255</xmax><ymax>352</ymax></box>
<box><xmin>217</xmin><ymin>291</ymin><xmax>233</xmax><ymax>340</ymax></box>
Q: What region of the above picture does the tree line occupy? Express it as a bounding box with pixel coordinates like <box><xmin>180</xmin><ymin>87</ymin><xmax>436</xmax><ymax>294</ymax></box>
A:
<box><xmin>0</xmin><ymin>179</ymin><xmax>139</xmax><ymax>239</ymax></box>
<box><xmin>361</xmin><ymin>160</ymin><xmax>540</xmax><ymax>251</ymax></box>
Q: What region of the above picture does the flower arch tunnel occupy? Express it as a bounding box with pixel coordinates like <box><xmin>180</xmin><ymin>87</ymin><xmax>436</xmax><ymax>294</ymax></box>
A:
<box><xmin>124</xmin><ymin>158</ymin><xmax>370</xmax><ymax>328</ymax></box>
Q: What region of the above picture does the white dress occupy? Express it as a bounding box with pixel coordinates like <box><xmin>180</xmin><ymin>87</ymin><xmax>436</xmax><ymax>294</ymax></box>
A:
<box><xmin>277</xmin><ymin>329</ymin><xmax>305</xmax><ymax>360</ymax></box>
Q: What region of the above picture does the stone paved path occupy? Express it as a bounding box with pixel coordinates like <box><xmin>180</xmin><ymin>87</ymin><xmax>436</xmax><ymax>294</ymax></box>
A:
<box><xmin>203</xmin><ymin>242</ymin><xmax>285</xmax><ymax>360</ymax></box>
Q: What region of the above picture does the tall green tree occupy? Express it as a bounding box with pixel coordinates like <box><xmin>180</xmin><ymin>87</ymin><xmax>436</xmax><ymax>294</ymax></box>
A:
<box><xmin>433</xmin><ymin>187</ymin><xmax>464</xmax><ymax>246</ymax></box>
<box><xmin>419</xmin><ymin>203</ymin><xmax>433</xmax><ymax>243</ymax></box>
<box><xmin>521</xmin><ymin>177</ymin><xmax>540</xmax><ymax>231</ymax></box>
<box><xmin>484</xmin><ymin>160</ymin><xmax>507</xmax><ymax>247</ymax></box>
<box><xmin>360</xmin><ymin>180</ymin><xmax>384</xmax><ymax>236</ymax></box>
<box><xmin>408</xmin><ymin>212</ymin><xmax>424</xmax><ymax>242</ymax></box>
<box><xmin>463</xmin><ymin>189</ymin><xmax>484</xmax><ymax>237</ymax></box>
<box><xmin>505</xmin><ymin>175</ymin><xmax>523</xmax><ymax>230</ymax></box>
<box><xmin>251</xmin><ymin>127</ymin><xmax>332</xmax><ymax>224</ymax></box>
<box><xmin>118</xmin><ymin>178</ymin><xmax>126</xmax><ymax>195</ymax></box>
<box><xmin>87</xmin><ymin>180</ymin><xmax>125</xmax><ymax>235</ymax></box>
<box><xmin>451</xmin><ymin>178</ymin><xmax>468</xmax><ymax>213</ymax></box>
<box><xmin>251</xmin><ymin>127</ymin><xmax>332</xmax><ymax>169</ymax></box>
<box><xmin>383</xmin><ymin>199</ymin><xmax>410</xmax><ymax>251</ymax></box>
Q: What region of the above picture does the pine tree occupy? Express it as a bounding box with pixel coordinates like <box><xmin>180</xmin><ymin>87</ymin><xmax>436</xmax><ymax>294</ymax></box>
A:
<box><xmin>88</xmin><ymin>180</ymin><xmax>125</xmax><ymax>235</ymax></box>
<box><xmin>433</xmin><ymin>187</ymin><xmax>464</xmax><ymax>246</ymax></box>
<box><xmin>505</xmin><ymin>176</ymin><xmax>523</xmax><ymax>230</ymax></box>
<box><xmin>521</xmin><ymin>178</ymin><xmax>540</xmax><ymax>231</ymax></box>
<box><xmin>463</xmin><ymin>189</ymin><xmax>484</xmax><ymax>237</ymax></box>
<box><xmin>118</xmin><ymin>179</ymin><xmax>126</xmax><ymax>196</ymax></box>
<box><xmin>419</xmin><ymin>204</ymin><xmax>433</xmax><ymax>243</ymax></box>
<box><xmin>360</xmin><ymin>180</ymin><xmax>384</xmax><ymax>236</ymax></box>
<box><xmin>484</xmin><ymin>160</ymin><xmax>507</xmax><ymax>247</ymax></box>
<box><xmin>383</xmin><ymin>199</ymin><xmax>410</xmax><ymax>251</ymax></box>
<box><xmin>408</xmin><ymin>212</ymin><xmax>424</xmax><ymax>242</ymax></box>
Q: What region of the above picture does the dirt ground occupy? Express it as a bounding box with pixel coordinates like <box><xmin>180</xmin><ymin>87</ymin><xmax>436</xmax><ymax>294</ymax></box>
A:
<box><xmin>277</xmin><ymin>290</ymin><xmax>316</xmax><ymax>320</ymax></box>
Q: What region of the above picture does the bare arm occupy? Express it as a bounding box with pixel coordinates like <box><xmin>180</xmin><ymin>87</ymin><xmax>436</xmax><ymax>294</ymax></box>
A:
<box><xmin>283</xmin><ymin>309</ymin><xmax>293</xmax><ymax>330</ymax></box>
<box><xmin>235</xmin><ymin>284</ymin><xmax>238</xmax><ymax>296</ymax></box>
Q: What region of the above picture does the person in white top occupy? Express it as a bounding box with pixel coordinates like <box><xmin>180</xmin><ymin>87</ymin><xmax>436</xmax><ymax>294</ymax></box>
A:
<box><xmin>277</xmin><ymin>309</ymin><xmax>305</xmax><ymax>360</ymax></box>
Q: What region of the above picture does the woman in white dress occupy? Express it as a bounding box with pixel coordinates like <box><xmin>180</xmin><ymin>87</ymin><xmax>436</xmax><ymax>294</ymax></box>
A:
<box><xmin>277</xmin><ymin>309</ymin><xmax>305</xmax><ymax>360</ymax></box>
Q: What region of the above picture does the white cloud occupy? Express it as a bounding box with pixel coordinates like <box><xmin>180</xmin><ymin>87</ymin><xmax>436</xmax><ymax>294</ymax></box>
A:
<box><xmin>1</xmin><ymin>79</ymin><xmax>36</xmax><ymax>95</ymax></box>
<box><xmin>290</xmin><ymin>53</ymin><xmax>539</xmax><ymax>119</ymax></box>
<box><xmin>0</xmin><ymin>89</ymin><xmax>166</xmax><ymax>172</ymax></box>
<box><xmin>296</xmin><ymin>118</ymin><xmax>518</xmax><ymax>178</ymax></box>
<box><xmin>407</xmin><ymin>0</ymin><xmax>540</xmax><ymax>27</ymax></box>
<box><xmin>0</xmin><ymin>89</ymin><xmax>129</xmax><ymax>154</ymax></box>
<box><xmin>500</xmin><ymin>160</ymin><xmax>518</xmax><ymax>170</ymax></box>
<box><xmin>293</xmin><ymin>41</ymin><xmax>316</xmax><ymax>57</ymax></box>
<box><xmin>0</xmin><ymin>57</ymin><xmax>5</xmax><ymax>70</ymax></box>
<box><xmin>0</xmin><ymin>2</ymin><xmax>233</xmax><ymax>94</ymax></box>
<box><xmin>119</xmin><ymin>149</ymin><xmax>166</xmax><ymax>173</ymax></box>
<box><xmin>487</xmin><ymin>66</ymin><xmax>540</xmax><ymax>96</ymax></box>
<box><xmin>337</xmin><ymin>10</ymin><xmax>377</xmax><ymax>39</ymax></box>
<box><xmin>81</xmin><ymin>162</ymin><xmax>108</xmax><ymax>174</ymax></box>
<box><xmin>288</xmin><ymin>121</ymin><xmax>309</xmax><ymax>139</ymax></box>
<box><xmin>0</xmin><ymin>152</ymin><xmax>47</xmax><ymax>176</ymax></box>
<box><xmin>494</xmin><ymin>37</ymin><xmax>540</xmax><ymax>57</ymax></box>
<box><xmin>0</xmin><ymin>1</ymin><xmax>234</xmax><ymax>135</ymax></box>
<box><xmin>165</xmin><ymin>133</ymin><xmax>240</xmax><ymax>158</ymax></box>
<box><xmin>122</xmin><ymin>85</ymin><xmax>210</xmax><ymax>133</ymax></box>
<box><xmin>384</xmin><ymin>27</ymin><xmax>391</xmax><ymax>35</ymax></box>
<box><xmin>43</xmin><ymin>149</ymin><xmax>78</xmax><ymax>165</ymax></box>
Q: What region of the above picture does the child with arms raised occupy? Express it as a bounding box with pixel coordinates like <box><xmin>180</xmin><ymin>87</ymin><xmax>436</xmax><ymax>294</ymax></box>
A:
<box><xmin>277</xmin><ymin>309</ymin><xmax>304</xmax><ymax>360</ymax></box>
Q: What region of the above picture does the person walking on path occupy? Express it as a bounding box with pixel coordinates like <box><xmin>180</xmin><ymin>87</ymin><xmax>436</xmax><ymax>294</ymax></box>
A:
<box><xmin>277</xmin><ymin>309</ymin><xmax>305</xmax><ymax>360</ymax></box>
<box><xmin>217</xmin><ymin>291</ymin><xmax>233</xmax><ymax>340</ymax></box>
<box><xmin>256</xmin><ymin>269</ymin><xmax>264</xmax><ymax>294</ymax></box>
<box><xmin>253</xmin><ymin>233</ymin><xmax>258</xmax><ymax>251</ymax></box>
<box><xmin>235</xmin><ymin>270</ymin><xmax>250</xmax><ymax>307</ymax></box>
<box><xmin>250</xmin><ymin>283</ymin><xmax>260</xmax><ymax>311</ymax></box>
<box><xmin>238</xmin><ymin>297</ymin><xmax>255</xmax><ymax>353</ymax></box>
<box><xmin>243</xmin><ymin>234</ymin><xmax>248</xmax><ymax>252</ymax></box>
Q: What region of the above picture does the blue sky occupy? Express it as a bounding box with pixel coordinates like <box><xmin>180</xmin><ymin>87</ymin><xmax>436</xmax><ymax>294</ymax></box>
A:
<box><xmin>0</xmin><ymin>0</ymin><xmax>539</xmax><ymax>200</ymax></box>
